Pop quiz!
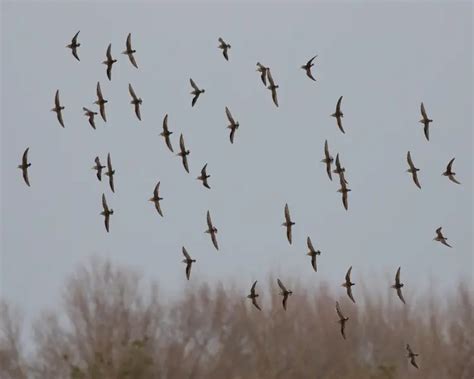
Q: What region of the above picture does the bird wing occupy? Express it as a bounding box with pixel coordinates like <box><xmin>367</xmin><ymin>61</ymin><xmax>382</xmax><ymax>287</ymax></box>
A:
<box><xmin>336</xmin><ymin>116</ymin><xmax>345</xmax><ymax>134</ymax></box>
<box><xmin>128</xmin><ymin>84</ymin><xmax>138</xmax><ymax>100</ymax></box>
<box><xmin>134</xmin><ymin>103</ymin><xmax>141</xmax><ymax>121</ymax></box>
<box><xmin>250</xmin><ymin>280</ymin><xmax>257</xmax><ymax>294</ymax></box>
<box><xmin>406</xmin><ymin>151</ymin><xmax>415</xmax><ymax>169</ymax></box>
<box><xmin>55</xmin><ymin>90</ymin><xmax>61</xmax><ymax>108</ymax></box>
<box><xmin>96</xmin><ymin>82</ymin><xmax>103</xmax><ymax>100</ymax></box>
<box><xmin>336</xmin><ymin>96</ymin><xmax>343</xmax><ymax>113</ymax></box>
<box><xmin>72</xmin><ymin>47</ymin><xmax>80</xmax><ymax>61</ymax></box>
<box><xmin>448</xmin><ymin>175</ymin><xmax>461</xmax><ymax>185</ymax></box>
<box><xmin>252</xmin><ymin>297</ymin><xmax>261</xmax><ymax>311</ymax></box>
<box><xmin>340</xmin><ymin>321</ymin><xmax>346</xmax><ymax>339</ymax></box>
<box><xmin>410</xmin><ymin>357</ymin><xmax>419</xmax><ymax>369</ymax></box>
<box><xmin>305</xmin><ymin>67</ymin><xmax>316</xmax><ymax>81</ymax></box>
<box><xmin>346</xmin><ymin>286</ymin><xmax>356</xmax><ymax>303</ymax></box>
<box><xmin>446</xmin><ymin>158</ymin><xmax>455</xmax><ymax>173</ymax></box>
<box><xmin>106</xmin><ymin>65</ymin><xmax>112</xmax><ymax>81</ymax></box>
<box><xmin>326</xmin><ymin>161</ymin><xmax>333</xmax><ymax>181</ymax></box>
<box><xmin>395</xmin><ymin>267</ymin><xmax>401</xmax><ymax>285</ymax></box>
<box><xmin>336</xmin><ymin>302</ymin><xmax>344</xmax><ymax>319</ymax></box>
<box><xmin>324</xmin><ymin>140</ymin><xmax>330</xmax><ymax>159</ymax></box>
<box><xmin>126</xmin><ymin>33</ymin><xmax>132</xmax><ymax>50</ymax></box>
<box><xmin>282</xmin><ymin>294</ymin><xmax>288</xmax><ymax>310</ymax></box>
<box><xmin>153</xmin><ymin>181</ymin><xmax>160</xmax><ymax>198</ymax></box>
<box><xmin>191</xmin><ymin>94</ymin><xmax>199</xmax><ymax>107</ymax></box>
<box><xmin>57</xmin><ymin>109</ymin><xmax>65</xmax><ymax>128</ymax></box>
<box><xmin>423</xmin><ymin>123</ymin><xmax>430</xmax><ymax>141</ymax></box>
<box><xmin>102</xmin><ymin>193</ymin><xmax>108</xmax><ymax>212</ymax></box>
<box><xmin>260</xmin><ymin>68</ymin><xmax>267</xmax><ymax>86</ymax></box>
<box><xmin>412</xmin><ymin>171</ymin><xmax>421</xmax><ymax>189</ymax></box>
<box><xmin>162</xmin><ymin>114</ymin><xmax>169</xmax><ymax>132</ymax></box>
<box><xmin>107</xmin><ymin>153</ymin><xmax>113</xmax><ymax>172</ymax></box>
<box><xmin>206</xmin><ymin>210</ymin><xmax>213</xmax><ymax>229</ymax></box>
<box><xmin>286</xmin><ymin>225</ymin><xmax>292</xmax><ymax>244</ymax></box>
<box><xmin>225</xmin><ymin>107</ymin><xmax>235</xmax><ymax>124</ymax></box>
<box><xmin>211</xmin><ymin>231</ymin><xmax>219</xmax><ymax>250</ymax></box>
<box><xmin>271</xmin><ymin>88</ymin><xmax>279</xmax><ymax>107</ymax></box>
<box><xmin>22</xmin><ymin>148</ymin><xmax>29</xmax><ymax>166</ymax></box>
<box><xmin>185</xmin><ymin>262</ymin><xmax>192</xmax><ymax>280</ymax></box>
<box><xmin>345</xmin><ymin>266</ymin><xmax>353</xmax><ymax>282</ymax></box>
<box><xmin>342</xmin><ymin>190</ymin><xmax>349</xmax><ymax>210</ymax></box>
<box><xmin>307</xmin><ymin>237</ymin><xmax>315</xmax><ymax>253</ymax></box>
<box><xmin>182</xmin><ymin>247</ymin><xmax>191</xmax><ymax>260</ymax></box>
<box><xmin>277</xmin><ymin>278</ymin><xmax>287</xmax><ymax>292</ymax></box>
<box><xmin>104</xmin><ymin>214</ymin><xmax>110</xmax><ymax>232</ymax></box>
<box><xmin>182</xmin><ymin>154</ymin><xmax>189</xmax><ymax>173</ymax></box>
<box><xmin>201</xmin><ymin>163</ymin><xmax>207</xmax><ymax>177</ymax></box>
<box><xmin>267</xmin><ymin>68</ymin><xmax>276</xmax><ymax>87</ymax></box>
<box><xmin>99</xmin><ymin>103</ymin><xmax>107</xmax><ymax>122</ymax></box>
<box><xmin>155</xmin><ymin>200</ymin><xmax>163</xmax><ymax>217</ymax></box>
<box><xmin>223</xmin><ymin>49</ymin><xmax>229</xmax><ymax>61</ymax></box>
<box><xmin>22</xmin><ymin>166</ymin><xmax>30</xmax><ymax>186</ymax></box>
<box><xmin>129</xmin><ymin>52</ymin><xmax>138</xmax><ymax>68</ymax></box>
<box><xmin>396</xmin><ymin>287</ymin><xmax>406</xmax><ymax>304</ymax></box>
<box><xmin>106</xmin><ymin>43</ymin><xmax>112</xmax><ymax>59</ymax></box>
<box><xmin>441</xmin><ymin>239</ymin><xmax>452</xmax><ymax>248</ymax></box>
<box><xmin>420</xmin><ymin>102</ymin><xmax>428</xmax><ymax>120</ymax></box>
<box><xmin>311</xmin><ymin>254</ymin><xmax>317</xmax><ymax>272</ymax></box>
<box><xmin>109</xmin><ymin>174</ymin><xmax>115</xmax><ymax>193</ymax></box>
<box><xmin>179</xmin><ymin>134</ymin><xmax>186</xmax><ymax>152</ymax></box>
<box><xmin>229</xmin><ymin>127</ymin><xmax>236</xmax><ymax>144</ymax></box>
<box><xmin>71</xmin><ymin>30</ymin><xmax>80</xmax><ymax>44</ymax></box>
<box><xmin>284</xmin><ymin>203</ymin><xmax>291</xmax><ymax>223</ymax></box>
<box><xmin>190</xmin><ymin>78</ymin><xmax>199</xmax><ymax>91</ymax></box>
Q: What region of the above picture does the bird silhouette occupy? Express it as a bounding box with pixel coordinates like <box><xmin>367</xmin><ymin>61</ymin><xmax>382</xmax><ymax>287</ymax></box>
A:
<box><xmin>256</xmin><ymin>62</ymin><xmax>268</xmax><ymax>86</ymax></box>
<box><xmin>282</xmin><ymin>203</ymin><xmax>295</xmax><ymax>244</ymax></box>
<box><xmin>177</xmin><ymin>134</ymin><xmax>190</xmax><ymax>173</ymax></box>
<box><xmin>197</xmin><ymin>163</ymin><xmax>211</xmax><ymax>189</ymax></box>
<box><xmin>247</xmin><ymin>281</ymin><xmax>261</xmax><ymax>311</ymax></box>
<box><xmin>218</xmin><ymin>37</ymin><xmax>231</xmax><ymax>61</ymax></box>
<box><xmin>266</xmin><ymin>68</ymin><xmax>279</xmax><ymax>107</ymax></box>
<box><xmin>160</xmin><ymin>114</ymin><xmax>174</xmax><ymax>152</ymax></box>
<box><xmin>419</xmin><ymin>102</ymin><xmax>433</xmax><ymax>141</ymax></box>
<box><xmin>181</xmin><ymin>247</ymin><xmax>196</xmax><ymax>280</ymax></box>
<box><xmin>336</xmin><ymin>301</ymin><xmax>349</xmax><ymax>340</ymax></box>
<box><xmin>18</xmin><ymin>148</ymin><xmax>31</xmax><ymax>187</ymax></box>
<box><xmin>391</xmin><ymin>267</ymin><xmax>406</xmax><ymax>304</ymax></box>
<box><xmin>434</xmin><ymin>227</ymin><xmax>451</xmax><ymax>248</ymax></box>
<box><xmin>277</xmin><ymin>279</ymin><xmax>292</xmax><ymax>310</ymax></box>
<box><xmin>321</xmin><ymin>140</ymin><xmax>334</xmax><ymax>181</ymax></box>
<box><xmin>190</xmin><ymin>79</ymin><xmax>205</xmax><ymax>107</ymax></box>
<box><xmin>66</xmin><ymin>31</ymin><xmax>80</xmax><ymax>61</ymax></box>
<box><xmin>205</xmin><ymin>210</ymin><xmax>219</xmax><ymax>250</ymax></box>
<box><xmin>406</xmin><ymin>151</ymin><xmax>421</xmax><ymax>189</ymax></box>
<box><xmin>306</xmin><ymin>237</ymin><xmax>321</xmax><ymax>272</ymax></box>
<box><xmin>406</xmin><ymin>344</ymin><xmax>420</xmax><ymax>369</ymax></box>
<box><xmin>149</xmin><ymin>182</ymin><xmax>163</xmax><ymax>217</ymax></box>
<box><xmin>94</xmin><ymin>82</ymin><xmax>108</xmax><ymax>122</ymax></box>
<box><xmin>82</xmin><ymin>107</ymin><xmax>98</xmax><ymax>129</ymax></box>
<box><xmin>442</xmin><ymin>158</ymin><xmax>461</xmax><ymax>184</ymax></box>
<box><xmin>122</xmin><ymin>33</ymin><xmax>138</xmax><ymax>68</ymax></box>
<box><xmin>51</xmin><ymin>90</ymin><xmax>65</xmax><ymax>128</ymax></box>
<box><xmin>331</xmin><ymin>96</ymin><xmax>344</xmax><ymax>133</ymax></box>
<box><xmin>225</xmin><ymin>107</ymin><xmax>239</xmax><ymax>144</ymax></box>
<box><xmin>301</xmin><ymin>55</ymin><xmax>317</xmax><ymax>81</ymax></box>
<box><xmin>102</xmin><ymin>43</ymin><xmax>117</xmax><ymax>80</ymax></box>
<box><xmin>100</xmin><ymin>194</ymin><xmax>113</xmax><ymax>233</ymax></box>
<box><xmin>128</xmin><ymin>84</ymin><xmax>142</xmax><ymax>121</ymax></box>
<box><xmin>105</xmin><ymin>153</ymin><xmax>115</xmax><ymax>193</ymax></box>
<box><xmin>92</xmin><ymin>157</ymin><xmax>105</xmax><ymax>181</ymax></box>
<box><xmin>342</xmin><ymin>266</ymin><xmax>356</xmax><ymax>303</ymax></box>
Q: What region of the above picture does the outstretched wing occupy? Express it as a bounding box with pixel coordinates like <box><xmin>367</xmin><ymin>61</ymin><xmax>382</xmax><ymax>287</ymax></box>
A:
<box><xmin>129</xmin><ymin>83</ymin><xmax>138</xmax><ymax>100</ymax></box>
<box><xmin>345</xmin><ymin>266</ymin><xmax>353</xmax><ymax>282</ymax></box>
<box><xmin>420</xmin><ymin>102</ymin><xmax>428</xmax><ymax>120</ymax></box>
<box><xmin>252</xmin><ymin>297</ymin><xmax>261</xmax><ymax>311</ymax></box>
<box><xmin>346</xmin><ymin>286</ymin><xmax>356</xmax><ymax>303</ymax></box>
<box><xmin>307</xmin><ymin>237</ymin><xmax>315</xmax><ymax>253</ymax></box>
<box><xmin>336</xmin><ymin>96</ymin><xmax>343</xmax><ymax>113</ymax></box>
<box><xmin>182</xmin><ymin>247</ymin><xmax>191</xmax><ymax>260</ymax></box>
<box><xmin>102</xmin><ymin>193</ymin><xmax>108</xmax><ymax>212</ymax></box>
<box><xmin>190</xmin><ymin>78</ymin><xmax>199</xmax><ymax>91</ymax></box>
<box><xmin>250</xmin><ymin>280</ymin><xmax>257</xmax><ymax>294</ymax></box>
<box><xmin>336</xmin><ymin>302</ymin><xmax>344</xmax><ymax>319</ymax></box>
<box><xmin>396</xmin><ymin>287</ymin><xmax>406</xmax><ymax>304</ymax></box>
<box><xmin>277</xmin><ymin>278</ymin><xmax>287</xmax><ymax>292</ymax></box>
<box><xmin>225</xmin><ymin>107</ymin><xmax>235</xmax><ymax>124</ymax></box>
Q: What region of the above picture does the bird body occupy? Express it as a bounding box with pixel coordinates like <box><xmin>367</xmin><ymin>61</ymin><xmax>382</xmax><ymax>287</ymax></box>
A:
<box><xmin>434</xmin><ymin>227</ymin><xmax>452</xmax><ymax>247</ymax></box>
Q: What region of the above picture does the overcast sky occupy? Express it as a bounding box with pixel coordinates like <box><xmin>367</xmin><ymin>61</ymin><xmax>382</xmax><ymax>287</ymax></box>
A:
<box><xmin>1</xmin><ymin>1</ymin><xmax>472</xmax><ymax>323</ymax></box>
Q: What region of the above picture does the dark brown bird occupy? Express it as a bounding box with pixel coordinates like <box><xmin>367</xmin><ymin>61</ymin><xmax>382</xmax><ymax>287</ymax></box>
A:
<box><xmin>419</xmin><ymin>102</ymin><xmax>433</xmax><ymax>141</ymax></box>
<box><xmin>122</xmin><ymin>33</ymin><xmax>138</xmax><ymax>68</ymax></box>
<box><xmin>197</xmin><ymin>163</ymin><xmax>211</xmax><ymax>189</ymax></box>
<box><xmin>277</xmin><ymin>279</ymin><xmax>292</xmax><ymax>310</ymax></box>
<box><xmin>332</xmin><ymin>154</ymin><xmax>348</xmax><ymax>183</ymax></box>
<box><xmin>406</xmin><ymin>344</ymin><xmax>419</xmax><ymax>369</ymax></box>
<box><xmin>442</xmin><ymin>158</ymin><xmax>461</xmax><ymax>184</ymax></box>
<box><xmin>149</xmin><ymin>181</ymin><xmax>163</xmax><ymax>217</ymax></box>
<box><xmin>342</xmin><ymin>266</ymin><xmax>355</xmax><ymax>303</ymax></box>
<box><xmin>181</xmin><ymin>247</ymin><xmax>196</xmax><ymax>280</ymax></box>
<box><xmin>256</xmin><ymin>62</ymin><xmax>268</xmax><ymax>86</ymax></box>
<box><xmin>94</xmin><ymin>82</ymin><xmax>108</xmax><ymax>122</ymax></box>
<box><xmin>105</xmin><ymin>153</ymin><xmax>115</xmax><ymax>193</ymax></box>
<box><xmin>247</xmin><ymin>281</ymin><xmax>261</xmax><ymax>311</ymax></box>
<box><xmin>102</xmin><ymin>43</ymin><xmax>117</xmax><ymax>81</ymax></box>
<box><xmin>51</xmin><ymin>90</ymin><xmax>65</xmax><ymax>128</ymax></box>
<box><xmin>337</xmin><ymin>175</ymin><xmax>351</xmax><ymax>211</ymax></box>
<box><xmin>205</xmin><ymin>210</ymin><xmax>219</xmax><ymax>250</ymax></box>
<box><xmin>301</xmin><ymin>55</ymin><xmax>317</xmax><ymax>81</ymax></box>
<box><xmin>177</xmin><ymin>134</ymin><xmax>190</xmax><ymax>173</ymax></box>
<box><xmin>321</xmin><ymin>140</ymin><xmax>334</xmax><ymax>181</ymax></box>
<box><xmin>218</xmin><ymin>37</ymin><xmax>231</xmax><ymax>61</ymax></box>
<box><xmin>101</xmin><ymin>193</ymin><xmax>113</xmax><ymax>233</ymax></box>
<box><xmin>160</xmin><ymin>114</ymin><xmax>174</xmax><ymax>152</ymax></box>
<box><xmin>391</xmin><ymin>267</ymin><xmax>406</xmax><ymax>304</ymax></box>
<box><xmin>18</xmin><ymin>147</ymin><xmax>31</xmax><ymax>187</ymax></box>
<box><xmin>128</xmin><ymin>84</ymin><xmax>142</xmax><ymax>121</ymax></box>
<box><xmin>83</xmin><ymin>107</ymin><xmax>98</xmax><ymax>129</ymax></box>
<box><xmin>434</xmin><ymin>227</ymin><xmax>451</xmax><ymax>248</ymax></box>
<box><xmin>282</xmin><ymin>203</ymin><xmax>295</xmax><ymax>244</ymax></box>
<box><xmin>267</xmin><ymin>68</ymin><xmax>279</xmax><ymax>107</ymax></box>
<box><xmin>306</xmin><ymin>237</ymin><xmax>321</xmax><ymax>272</ymax></box>
<box><xmin>331</xmin><ymin>96</ymin><xmax>344</xmax><ymax>134</ymax></box>
<box><xmin>225</xmin><ymin>107</ymin><xmax>239</xmax><ymax>144</ymax></box>
<box><xmin>190</xmin><ymin>79</ymin><xmax>205</xmax><ymax>107</ymax></box>
<box><xmin>336</xmin><ymin>301</ymin><xmax>349</xmax><ymax>340</ymax></box>
<box><xmin>92</xmin><ymin>157</ymin><xmax>105</xmax><ymax>181</ymax></box>
<box><xmin>406</xmin><ymin>151</ymin><xmax>421</xmax><ymax>189</ymax></box>
<box><xmin>66</xmin><ymin>31</ymin><xmax>80</xmax><ymax>61</ymax></box>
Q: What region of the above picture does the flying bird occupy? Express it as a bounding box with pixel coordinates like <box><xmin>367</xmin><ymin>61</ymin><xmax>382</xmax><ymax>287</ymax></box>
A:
<box><xmin>247</xmin><ymin>281</ymin><xmax>261</xmax><ymax>311</ymax></box>
<box><xmin>102</xmin><ymin>43</ymin><xmax>117</xmax><ymax>80</ymax></box>
<box><xmin>190</xmin><ymin>78</ymin><xmax>205</xmax><ymax>107</ymax></box>
<box><xmin>342</xmin><ymin>266</ymin><xmax>356</xmax><ymax>303</ymax></box>
<box><xmin>282</xmin><ymin>203</ymin><xmax>295</xmax><ymax>244</ymax></box>
<box><xmin>100</xmin><ymin>193</ymin><xmax>114</xmax><ymax>233</ymax></box>
<box><xmin>82</xmin><ymin>107</ymin><xmax>98</xmax><ymax>129</ymax></box>
<box><xmin>406</xmin><ymin>151</ymin><xmax>421</xmax><ymax>189</ymax></box>
<box><xmin>256</xmin><ymin>62</ymin><xmax>268</xmax><ymax>86</ymax></box>
<box><xmin>160</xmin><ymin>114</ymin><xmax>174</xmax><ymax>152</ymax></box>
<box><xmin>92</xmin><ymin>157</ymin><xmax>105</xmax><ymax>181</ymax></box>
<box><xmin>218</xmin><ymin>37</ymin><xmax>231</xmax><ymax>61</ymax></box>
<box><xmin>406</xmin><ymin>344</ymin><xmax>419</xmax><ymax>369</ymax></box>
<box><xmin>337</xmin><ymin>175</ymin><xmax>351</xmax><ymax>211</ymax></box>
<box><xmin>197</xmin><ymin>163</ymin><xmax>211</xmax><ymax>189</ymax></box>
<box><xmin>128</xmin><ymin>84</ymin><xmax>142</xmax><ymax>121</ymax></box>
<box><xmin>332</xmin><ymin>154</ymin><xmax>348</xmax><ymax>183</ymax></box>
<box><xmin>331</xmin><ymin>96</ymin><xmax>344</xmax><ymax>134</ymax></box>
<box><xmin>105</xmin><ymin>153</ymin><xmax>115</xmax><ymax>193</ymax></box>
<box><xmin>177</xmin><ymin>134</ymin><xmax>190</xmax><ymax>173</ymax></box>
<box><xmin>301</xmin><ymin>55</ymin><xmax>317</xmax><ymax>81</ymax></box>
<box><xmin>266</xmin><ymin>68</ymin><xmax>279</xmax><ymax>107</ymax></box>
<box><xmin>306</xmin><ymin>237</ymin><xmax>321</xmax><ymax>272</ymax></box>
<box><xmin>336</xmin><ymin>301</ymin><xmax>349</xmax><ymax>340</ymax></box>
<box><xmin>18</xmin><ymin>147</ymin><xmax>31</xmax><ymax>187</ymax></box>
<box><xmin>277</xmin><ymin>279</ymin><xmax>292</xmax><ymax>310</ymax></box>
<box><xmin>122</xmin><ymin>33</ymin><xmax>138</xmax><ymax>68</ymax></box>
<box><xmin>391</xmin><ymin>267</ymin><xmax>406</xmax><ymax>304</ymax></box>
<box><xmin>51</xmin><ymin>90</ymin><xmax>65</xmax><ymax>128</ymax></box>
<box><xmin>419</xmin><ymin>102</ymin><xmax>433</xmax><ymax>141</ymax></box>
<box><xmin>181</xmin><ymin>247</ymin><xmax>196</xmax><ymax>280</ymax></box>
<box><xmin>433</xmin><ymin>227</ymin><xmax>451</xmax><ymax>248</ymax></box>
<box><xmin>66</xmin><ymin>31</ymin><xmax>80</xmax><ymax>61</ymax></box>
<box><xmin>442</xmin><ymin>158</ymin><xmax>461</xmax><ymax>184</ymax></box>
<box><xmin>321</xmin><ymin>140</ymin><xmax>334</xmax><ymax>180</ymax></box>
<box><xmin>225</xmin><ymin>107</ymin><xmax>239</xmax><ymax>144</ymax></box>
<box><xmin>94</xmin><ymin>82</ymin><xmax>108</xmax><ymax>122</ymax></box>
<box><xmin>205</xmin><ymin>211</ymin><xmax>219</xmax><ymax>250</ymax></box>
<box><xmin>149</xmin><ymin>181</ymin><xmax>163</xmax><ymax>217</ymax></box>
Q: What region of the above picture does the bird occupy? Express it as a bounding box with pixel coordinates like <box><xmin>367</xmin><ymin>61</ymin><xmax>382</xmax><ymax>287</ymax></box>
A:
<box><xmin>218</xmin><ymin>37</ymin><xmax>231</xmax><ymax>61</ymax></box>
<box><xmin>190</xmin><ymin>79</ymin><xmax>205</xmax><ymax>107</ymax></box>
<box><xmin>51</xmin><ymin>90</ymin><xmax>65</xmax><ymax>128</ymax></box>
<box><xmin>100</xmin><ymin>193</ymin><xmax>113</xmax><ymax>233</ymax></box>
<box><xmin>333</xmin><ymin>154</ymin><xmax>348</xmax><ymax>184</ymax></box>
<box><xmin>406</xmin><ymin>344</ymin><xmax>419</xmax><ymax>369</ymax></box>
<box><xmin>321</xmin><ymin>140</ymin><xmax>334</xmax><ymax>181</ymax></box>
<box><xmin>419</xmin><ymin>102</ymin><xmax>433</xmax><ymax>141</ymax></box>
<box><xmin>177</xmin><ymin>134</ymin><xmax>190</xmax><ymax>173</ymax></box>
<box><xmin>336</xmin><ymin>301</ymin><xmax>349</xmax><ymax>340</ymax></box>
<box><xmin>331</xmin><ymin>96</ymin><xmax>344</xmax><ymax>134</ymax></box>
<box><xmin>181</xmin><ymin>247</ymin><xmax>196</xmax><ymax>280</ymax></box>
<box><xmin>282</xmin><ymin>203</ymin><xmax>295</xmax><ymax>244</ymax></box>
<box><xmin>406</xmin><ymin>151</ymin><xmax>421</xmax><ymax>189</ymax></box>
<box><xmin>306</xmin><ymin>237</ymin><xmax>321</xmax><ymax>272</ymax></box>
<box><xmin>94</xmin><ymin>82</ymin><xmax>108</xmax><ymax>122</ymax></box>
<box><xmin>102</xmin><ymin>43</ymin><xmax>117</xmax><ymax>81</ymax></box>
<box><xmin>105</xmin><ymin>153</ymin><xmax>115</xmax><ymax>193</ymax></box>
<box><xmin>128</xmin><ymin>84</ymin><xmax>142</xmax><ymax>121</ymax></box>
<box><xmin>442</xmin><ymin>158</ymin><xmax>461</xmax><ymax>184</ymax></box>
<box><xmin>82</xmin><ymin>107</ymin><xmax>98</xmax><ymax>129</ymax></box>
<box><xmin>225</xmin><ymin>107</ymin><xmax>239</xmax><ymax>144</ymax></box>
<box><xmin>337</xmin><ymin>175</ymin><xmax>351</xmax><ymax>211</ymax></box>
<box><xmin>122</xmin><ymin>33</ymin><xmax>138</xmax><ymax>68</ymax></box>
<box><xmin>197</xmin><ymin>163</ymin><xmax>211</xmax><ymax>189</ymax></box>
<box><xmin>18</xmin><ymin>147</ymin><xmax>31</xmax><ymax>187</ymax></box>
<box><xmin>277</xmin><ymin>279</ymin><xmax>292</xmax><ymax>310</ymax></box>
<box><xmin>433</xmin><ymin>227</ymin><xmax>452</xmax><ymax>248</ymax></box>
<box><xmin>301</xmin><ymin>55</ymin><xmax>317</xmax><ymax>81</ymax></box>
<box><xmin>149</xmin><ymin>182</ymin><xmax>163</xmax><ymax>217</ymax></box>
<box><xmin>256</xmin><ymin>62</ymin><xmax>268</xmax><ymax>86</ymax></box>
<box><xmin>247</xmin><ymin>281</ymin><xmax>261</xmax><ymax>311</ymax></box>
<box><xmin>391</xmin><ymin>267</ymin><xmax>406</xmax><ymax>304</ymax></box>
<box><xmin>160</xmin><ymin>114</ymin><xmax>174</xmax><ymax>152</ymax></box>
<box><xmin>66</xmin><ymin>31</ymin><xmax>80</xmax><ymax>61</ymax></box>
<box><xmin>92</xmin><ymin>157</ymin><xmax>105</xmax><ymax>181</ymax></box>
<box><xmin>205</xmin><ymin>210</ymin><xmax>219</xmax><ymax>250</ymax></box>
<box><xmin>342</xmin><ymin>266</ymin><xmax>356</xmax><ymax>303</ymax></box>
<box><xmin>266</xmin><ymin>68</ymin><xmax>279</xmax><ymax>107</ymax></box>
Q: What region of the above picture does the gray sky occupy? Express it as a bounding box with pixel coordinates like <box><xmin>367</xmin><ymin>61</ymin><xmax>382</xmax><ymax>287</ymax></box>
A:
<box><xmin>1</xmin><ymin>1</ymin><xmax>472</xmax><ymax>323</ymax></box>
